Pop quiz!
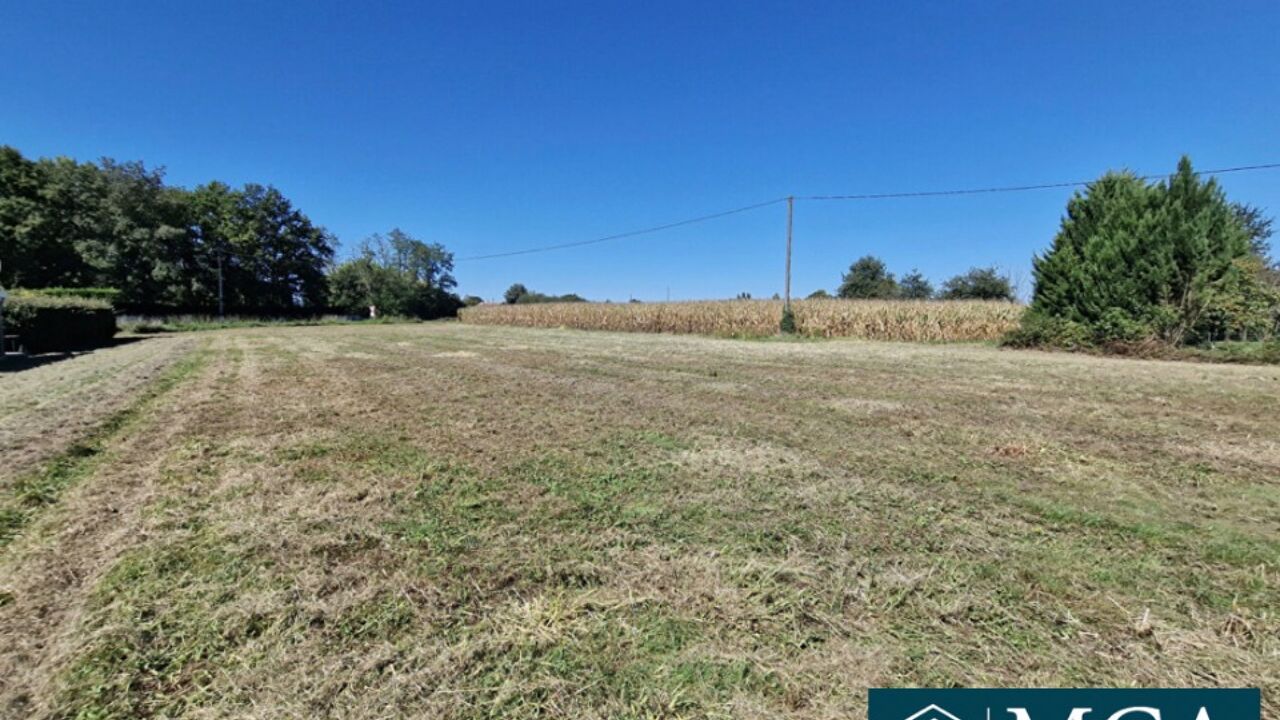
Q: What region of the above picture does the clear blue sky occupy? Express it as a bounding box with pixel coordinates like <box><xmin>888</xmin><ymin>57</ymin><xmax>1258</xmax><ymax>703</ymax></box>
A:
<box><xmin>3</xmin><ymin>1</ymin><xmax>1278</xmax><ymax>301</ymax></box>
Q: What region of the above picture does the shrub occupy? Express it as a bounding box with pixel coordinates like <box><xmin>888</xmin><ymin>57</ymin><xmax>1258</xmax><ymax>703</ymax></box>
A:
<box><xmin>1091</xmin><ymin>308</ymin><xmax>1154</xmax><ymax>344</ymax></box>
<box><xmin>779</xmin><ymin>306</ymin><xmax>796</xmax><ymax>334</ymax></box>
<box><xmin>1195</xmin><ymin>256</ymin><xmax>1280</xmax><ymax>342</ymax></box>
<box><xmin>16</xmin><ymin>287</ymin><xmax>121</xmax><ymax>305</ymax></box>
<box><xmin>3</xmin><ymin>294</ymin><xmax>117</xmax><ymax>352</ymax></box>
<box><xmin>1001</xmin><ymin>312</ymin><xmax>1092</xmax><ymax>349</ymax></box>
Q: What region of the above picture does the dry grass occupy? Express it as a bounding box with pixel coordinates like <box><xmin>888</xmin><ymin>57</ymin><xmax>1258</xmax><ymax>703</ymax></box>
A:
<box><xmin>0</xmin><ymin>324</ymin><xmax>1276</xmax><ymax>718</ymax></box>
<box><xmin>460</xmin><ymin>298</ymin><xmax>1025</xmax><ymax>341</ymax></box>
<box><xmin>0</xmin><ymin>337</ymin><xmax>198</xmax><ymax>488</ymax></box>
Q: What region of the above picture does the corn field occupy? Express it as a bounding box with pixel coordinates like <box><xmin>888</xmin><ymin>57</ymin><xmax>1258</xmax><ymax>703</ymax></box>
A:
<box><xmin>459</xmin><ymin>299</ymin><xmax>1025</xmax><ymax>341</ymax></box>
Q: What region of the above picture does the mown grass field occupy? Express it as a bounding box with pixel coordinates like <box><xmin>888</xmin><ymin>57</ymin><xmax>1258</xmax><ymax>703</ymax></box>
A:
<box><xmin>1</xmin><ymin>324</ymin><xmax>1277</xmax><ymax>718</ymax></box>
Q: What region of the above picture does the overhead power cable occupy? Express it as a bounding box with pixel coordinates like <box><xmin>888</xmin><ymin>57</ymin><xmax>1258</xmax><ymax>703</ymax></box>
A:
<box><xmin>457</xmin><ymin>162</ymin><xmax>1280</xmax><ymax>261</ymax></box>
<box><xmin>457</xmin><ymin>197</ymin><xmax>788</xmax><ymax>261</ymax></box>
<box><xmin>801</xmin><ymin>162</ymin><xmax>1280</xmax><ymax>201</ymax></box>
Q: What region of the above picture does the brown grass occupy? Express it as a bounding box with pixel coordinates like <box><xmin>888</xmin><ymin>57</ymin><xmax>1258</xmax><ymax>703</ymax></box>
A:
<box><xmin>0</xmin><ymin>337</ymin><xmax>198</xmax><ymax>488</ymax></box>
<box><xmin>460</xmin><ymin>298</ymin><xmax>1024</xmax><ymax>341</ymax></box>
<box><xmin>0</xmin><ymin>324</ymin><xmax>1276</xmax><ymax>718</ymax></box>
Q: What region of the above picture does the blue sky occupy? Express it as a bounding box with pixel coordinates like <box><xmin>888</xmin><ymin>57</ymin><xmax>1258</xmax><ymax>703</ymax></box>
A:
<box><xmin>3</xmin><ymin>1</ymin><xmax>1278</xmax><ymax>301</ymax></box>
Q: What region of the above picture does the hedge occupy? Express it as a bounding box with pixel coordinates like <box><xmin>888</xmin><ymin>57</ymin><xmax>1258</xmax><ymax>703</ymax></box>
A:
<box><xmin>19</xmin><ymin>287</ymin><xmax>121</xmax><ymax>305</ymax></box>
<box><xmin>2</xmin><ymin>294</ymin><xmax>117</xmax><ymax>353</ymax></box>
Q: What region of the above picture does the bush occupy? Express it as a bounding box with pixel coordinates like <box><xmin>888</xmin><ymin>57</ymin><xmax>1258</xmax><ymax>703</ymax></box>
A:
<box><xmin>1194</xmin><ymin>257</ymin><xmax>1280</xmax><ymax>342</ymax></box>
<box><xmin>3</xmin><ymin>294</ymin><xmax>117</xmax><ymax>352</ymax></box>
<box><xmin>779</xmin><ymin>306</ymin><xmax>796</xmax><ymax>334</ymax></box>
<box><xmin>17</xmin><ymin>287</ymin><xmax>121</xmax><ymax>305</ymax></box>
<box><xmin>1001</xmin><ymin>312</ymin><xmax>1092</xmax><ymax>349</ymax></box>
<box><xmin>1091</xmin><ymin>308</ymin><xmax>1154</xmax><ymax>344</ymax></box>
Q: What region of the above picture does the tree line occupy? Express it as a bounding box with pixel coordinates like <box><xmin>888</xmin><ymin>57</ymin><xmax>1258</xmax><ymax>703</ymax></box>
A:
<box><xmin>0</xmin><ymin>146</ymin><xmax>462</xmax><ymax>318</ymax></box>
<box><xmin>0</xmin><ymin>146</ymin><xmax>338</xmax><ymax>313</ymax></box>
<box><xmin>813</xmin><ymin>259</ymin><xmax>1017</xmax><ymax>301</ymax></box>
<box><xmin>502</xmin><ymin>283</ymin><xmax>586</xmax><ymax>305</ymax></box>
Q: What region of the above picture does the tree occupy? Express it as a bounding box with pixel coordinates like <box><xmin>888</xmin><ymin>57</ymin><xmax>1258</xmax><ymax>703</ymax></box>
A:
<box><xmin>1023</xmin><ymin>157</ymin><xmax>1260</xmax><ymax>345</ymax></box>
<box><xmin>94</xmin><ymin>159</ymin><xmax>194</xmax><ymax>309</ymax></box>
<box><xmin>1234</xmin><ymin>202</ymin><xmax>1274</xmax><ymax>261</ymax></box>
<box><xmin>899</xmin><ymin>270</ymin><xmax>934</xmax><ymax>299</ymax></box>
<box><xmin>0</xmin><ymin>147</ymin><xmax>92</xmax><ymax>288</ymax></box>
<box><xmin>504</xmin><ymin>283</ymin><xmax>529</xmax><ymax>304</ymax></box>
<box><xmin>235</xmin><ymin>184</ymin><xmax>334</xmax><ymax>311</ymax></box>
<box><xmin>462</xmin><ymin>295</ymin><xmax>483</xmax><ymax>306</ymax></box>
<box><xmin>0</xmin><ymin>145</ymin><xmax>337</xmax><ymax>313</ymax></box>
<box><xmin>807</xmin><ymin>289</ymin><xmax>831</xmax><ymax>299</ymax></box>
<box><xmin>1</xmin><ymin>151</ymin><xmax>112</xmax><ymax>289</ymax></box>
<box><xmin>187</xmin><ymin>180</ymin><xmax>241</xmax><ymax>312</ymax></box>
<box><xmin>513</xmin><ymin>288</ymin><xmax>586</xmax><ymax>304</ymax></box>
<box><xmin>329</xmin><ymin>230</ymin><xmax>461</xmax><ymax>318</ymax></box>
<box><xmin>940</xmin><ymin>266</ymin><xmax>1015</xmax><ymax>301</ymax></box>
<box><xmin>838</xmin><ymin>255</ymin><xmax>899</xmax><ymax>299</ymax></box>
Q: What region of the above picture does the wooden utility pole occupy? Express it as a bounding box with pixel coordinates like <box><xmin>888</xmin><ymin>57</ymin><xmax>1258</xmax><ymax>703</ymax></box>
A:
<box><xmin>217</xmin><ymin>252</ymin><xmax>225</xmax><ymax>319</ymax></box>
<box><xmin>784</xmin><ymin>195</ymin><xmax>794</xmax><ymax>308</ymax></box>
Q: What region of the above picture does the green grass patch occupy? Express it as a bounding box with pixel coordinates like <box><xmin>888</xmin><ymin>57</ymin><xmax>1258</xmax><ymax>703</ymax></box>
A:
<box><xmin>55</xmin><ymin>522</ymin><xmax>275</xmax><ymax>719</ymax></box>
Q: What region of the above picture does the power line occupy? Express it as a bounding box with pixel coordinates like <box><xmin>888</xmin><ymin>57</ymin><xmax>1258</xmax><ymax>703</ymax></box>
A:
<box><xmin>456</xmin><ymin>162</ymin><xmax>1280</xmax><ymax>261</ymax></box>
<box><xmin>802</xmin><ymin>162</ymin><xmax>1280</xmax><ymax>201</ymax></box>
<box><xmin>457</xmin><ymin>197</ymin><xmax>788</xmax><ymax>261</ymax></box>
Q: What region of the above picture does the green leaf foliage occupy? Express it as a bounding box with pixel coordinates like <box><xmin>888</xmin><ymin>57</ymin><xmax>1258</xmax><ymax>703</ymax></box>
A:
<box><xmin>2</xmin><ymin>294</ymin><xmax>117</xmax><ymax>352</ymax></box>
<box><xmin>837</xmin><ymin>255</ymin><xmax>899</xmax><ymax>299</ymax></box>
<box><xmin>503</xmin><ymin>283</ymin><xmax>587</xmax><ymax>304</ymax></box>
<box><xmin>329</xmin><ymin>229</ymin><xmax>462</xmax><ymax>319</ymax></box>
<box><xmin>898</xmin><ymin>270</ymin><xmax>934</xmax><ymax>300</ymax></box>
<box><xmin>1022</xmin><ymin>157</ymin><xmax>1270</xmax><ymax>347</ymax></box>
<box><xmin>1</xmin><ymin>145</ymin><xmax>335</xmax><ymax>314</ymax></box>
<box><xmin>779</xmin><ymin>306</ymin><xmax>796</xmax><ymax>334</ymax></box>
<box><xmin>940</xmin><ymin>266</ymin><xmax>1015</xmax><ymax>301</ymax></box>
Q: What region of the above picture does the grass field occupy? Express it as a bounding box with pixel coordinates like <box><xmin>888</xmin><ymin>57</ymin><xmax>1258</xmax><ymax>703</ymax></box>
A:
<box><xmin>460</xmin><ymin>298</ymin><xmax>1025</xmax><ymax>341</ymax></box>
<box><xmin>1</xmin><ymin>324</ymin><xmax>1277</xmax><ymax>718</ymax></box>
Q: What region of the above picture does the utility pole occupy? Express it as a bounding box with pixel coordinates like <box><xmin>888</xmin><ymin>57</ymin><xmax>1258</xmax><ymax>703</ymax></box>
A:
<box><xmin>784</xmin><ymin>195</ymin><xmax>794</xmax><ymax>308</ymax></box>
<box><xmin>0</xmin><ymin>261</ymin><xmax>7</xmax><ymax>355</ymax></box>
<box><xmin>217</xmin><ymin>251</ymin><xmax>225</xmax><ymax>319</ymax></box>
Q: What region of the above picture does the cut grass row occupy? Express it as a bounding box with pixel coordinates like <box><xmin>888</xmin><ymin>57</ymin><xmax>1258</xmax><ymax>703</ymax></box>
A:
<box><xmin>0</xmin><ymin>348</ymin><xmax>207</xmax><ymax>549</ymax></box>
